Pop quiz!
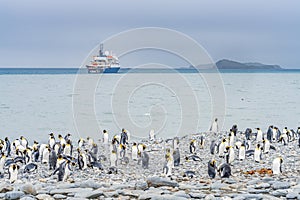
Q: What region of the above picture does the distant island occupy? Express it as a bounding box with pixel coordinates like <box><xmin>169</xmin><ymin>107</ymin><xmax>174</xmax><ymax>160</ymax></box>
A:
<box><xmin>215</xmin><ymin>59</ymin><xmax>282</xmax><ymax>70</ymax></box>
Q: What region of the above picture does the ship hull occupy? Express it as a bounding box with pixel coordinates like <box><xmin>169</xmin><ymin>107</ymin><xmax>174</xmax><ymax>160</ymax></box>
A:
<box><xmin>87</xmin><ymin>67</ymin><xmax>120</xmax><ymax>74</ymax></box>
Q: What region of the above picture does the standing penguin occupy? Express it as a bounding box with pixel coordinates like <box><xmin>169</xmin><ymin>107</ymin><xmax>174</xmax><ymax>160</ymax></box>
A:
<box><xmin>131</xmin><ymin>143</ymin><xmax>138</xmax><ymax>160</ymax></box>
<box><xmin>263</xmin><ymin>139</ymin><xmax>270</xmax><ymax>154</ymax></box>
<box><xmin>238</xmin><ymin>143</ymin><xmax>246</xmax><ymax>160</ymax></box>
<box><xmin>225</xmin><ymin>146</ymin><xmax>235</xmax><ymax>164</ymax></box>
<box><xmin>32</xmin><ymin>146</ymin><xmax>40</xmax><ymax>162</ymax></box>
<box><xmin>110</xmin><ymin>150</ymin><xmax>117</xmax><ymax>167</ymax></box>
<box><xmin>173</xmin><ymin>148</ymin><xmax>180</xmax><ymax>167</ymax></box>
<box><xmin>209</xmin><ymin>118</ymin><xmax>219</xmax><ymax>133</ymax></box>
<box><xmin>272</xmin><ymin>157</ymin><xmax>283</xmax><ymax>175</ymax></box>
<box><xmin>8</xmin><ymin>163</ymin><xmax>19</xmax><ymax>183</ymax></box>
<box><xmin>48</xmin><ymin>134</ymin><xmax>56</xmax><ymax>149</ymax></box>
<box><xmin>120</xmin><ymin>129</ymin><xmax>128</xmax><ymax>145</ymax></box>
<box><xmin>41</xmin><ymin>145</ymin><xmax>50</xmax><ymax>164</ymax></box>
<box><xmin>49</xmin><ymin>148</ymin><xmax>57</xmax><ymax>170</ymax></box>
<box><xmin>0</xmin><ymin>153</ymin><xmax>6</xmax><ymax>175</ymax></box>
<box><xmin>173</xmin><ymin>137</ymin><xmax>179</xmax><ymax>150</ymax></box>
<box><xmin>254</xmin><ymin>144</ymin><xmax>262</xmax><ymax>163</ymax></box>
<box><xmin>141</xmin><ymin>145</ymin><xmax>149</xmax><ymax>169</ymax></box>
<box><xmin>207</xmin><ymin>159</ymin><xmax>217</xmax><ymax>178</ymax></box>
<box><xmin>229</xmin><ymin>132</ymin><xmax>235</xmax><ymax>147</ymax></box>
<box><xmin>119</xmin><ymin>144</ymin><xmax>126</xmax><ymax>159</ymax></box>
<box><xmin>163</xmin><ymin>154</ymin><xmax>173</xmax><ymax>176</ymax></box>
<box><xmin>218</xmin><ymin>138</ymin><xmax>226</xmax><ymax>158</ymax></box>
<box><xmin>63</xmin><ymin>140</ymin><xmax>73</xmax><ymax>156</ymax></box>
<box><xmin>210</xmin><ymin>140</ymin><xmax>217</xmax><ymax>155</ymax></box>
<box><xmin>103</xmin><ymin>130</ymin><xmax>109</xmax><ymax>145</ymax></box>
<box><xmin>20</xmin><ymin>136</ymin><xmax>28</xmax><ymax>149</ymax></box>
<box><xmin>4</xmin><ymin>137</ymin><xmax>11</xmax><ymax>156</ymax></box>
<box><xmin>266</xmin><ymin>125</ymin><xmax>273</xmax><ymax>142</ymax></box>
<box><xmin>149</xmin><ymin>129</ymin><xmax>155</xmax><ymax>141</ymax></box>
<box><xmin>256</xmin><ymin>128</ymin><xmax>263</xmax><ymax>142</ymax></box>
<box><xmin>199</xmin><ymin>136</ymin><xmax>205</xmax><ymax>149</ymax></box>
<box><xmin>189</xmin><ymin>139</ymin><xmax>196</xmax><ymax>154</ymax></box>
<box><xmin>245</xmin><ymin>128</ymin><xmax>252</xmax><ymax>140</ymax></box>
<box><xmin>231</xmin><ymin>125</ymin><xmax>238</xmax><ymax>136</ymax></box>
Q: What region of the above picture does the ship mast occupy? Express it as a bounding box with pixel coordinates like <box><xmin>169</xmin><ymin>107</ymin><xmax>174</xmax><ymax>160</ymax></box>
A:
<box><xmin>99</xmin><ymin>43</ymin><xmax>104</xmax><ymax>57</ymax></box>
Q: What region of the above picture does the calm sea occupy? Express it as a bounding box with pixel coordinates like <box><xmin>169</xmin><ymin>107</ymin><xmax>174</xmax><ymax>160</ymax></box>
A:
<box><xmin>0</xmin><ymin>68</ymin><xmax>299</xmax><ymax>143</ymax></box>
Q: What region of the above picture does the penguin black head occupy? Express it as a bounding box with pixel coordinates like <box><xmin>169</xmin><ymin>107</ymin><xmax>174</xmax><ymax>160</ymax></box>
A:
<box><xmin>5</xmin><ymin>137</ymin><xmax>9</xmax><ymax>141</ymax></box>
<box><xmin>284</xmin><ymin>127</ymin><xmax>287</xmax><ymax>129</ymax></box>
<box><xmin>133</xmin><ymin>142</ymin><xmax>137</xmax><ymax>146</ymax></box>
<box><xmin>103</xmin><ymin>130</ymin><xmax>107</xmax><ymax>133</ymax></box>
<box><xmin>256</xmin><ymin>144</ymin><xmax>261</xmax><ymax>148</ymax></box>
<box><xmin>215</xmin><ymin>118</ymin><xmax>218</xmax><ymax>122</ymax></box>
<box><xmin>49</xmin><ymin>133</ymin><xmax>54</xmax><ymax>136</ymax></box>
<box><xmin>222</xmin><ymin>138</ymin><xmax>226</xmax><ymax>143</ymax></box>
<box><xmin>142</xmin><ymin>144</ymin><xmax>146</xmax><ymax>150</ymax></box>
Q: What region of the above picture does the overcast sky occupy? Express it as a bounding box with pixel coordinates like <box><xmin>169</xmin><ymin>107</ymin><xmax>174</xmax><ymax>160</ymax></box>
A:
<box><xmin>0</xmin><ymin>0</ymin><xmax>299</xmax><ymax>68</ymax></box>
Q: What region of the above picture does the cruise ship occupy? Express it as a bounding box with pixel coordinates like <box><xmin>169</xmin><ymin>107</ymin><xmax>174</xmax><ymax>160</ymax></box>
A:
<box><xmin>86</xmin><ymin>44</ymin><xmax>120</xmax><ymax>73</ymax></box>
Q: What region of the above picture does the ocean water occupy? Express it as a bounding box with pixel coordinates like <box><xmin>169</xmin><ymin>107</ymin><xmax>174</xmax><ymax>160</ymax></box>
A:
<box><xmin>0</xmin><ymin>69</ymin><xmax>299</xmax><ymax>143</ymax></box>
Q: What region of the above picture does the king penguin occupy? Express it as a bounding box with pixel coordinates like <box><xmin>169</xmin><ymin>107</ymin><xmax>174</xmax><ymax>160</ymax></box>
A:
<box><xmin>173</xmin><ymin>148</ymin><xmax>180</xmax><ymax>167</ymax></box>
<box><xmin>218</xmin><ymin>163</ymin><xmax>231</xmax><ymax>178</ymax></box>
<box><xmin>131</xmin><ymin>143</ymin><xmax>138</xmax><ymax>160</ymax></box>
<box><xmin>0</xmin><ymin>152</ymin><xmax>6</xmax><ymax>175</ymax></box>
<box><xmin>141</xmin><ymin>145</ymin><xmax>149</xmax><ymax>169</ymax></box>
<box><xmin>218</xmin><ymin>138</ymin><xmax>226</xmax><ymax>158</ymax></box>
<box><xmin>208</xmin><ymin>159</ymin><xmax>217</xmax><ymax>178</ymax></box>
<box><xmin>20</xmin><ymin>136</ymin><xmax>28</xmax><ymax>149</ymax></box>
<box><xmin>149</xmin><ymin>129</ymin><xmax>155</xmax><ymax>141</ymax></box>
<box><xmin>225</xmin><ymin>146</ymin><xmax>235</xmax><ymax>164</ymax></box>
<box><xmin>254</xmin><ymin>144</ymin><xmax>262</xmax><ymax>163</ymax></box>
<box><xmin>263</xmin><ymin>139</ymin><xmax>270</xmax><ymax>154</ymax></box>
<box><xmin>41</xmin><ymin>145</ymin><xmax>50</xmax><ymax>164</ymax></box>
<box><xmin>256</xmin><ymin>128</ymin><xmax>263</xmax><ymax>142</ymax></box>
<box><xmin>103</xmin><ymin>130</ymin><xmax>109</xmax><ymax>145</ymax></box>
<box><xmin>110</xmin><ymin>150</ymin><xmax>117</xmax><ymax>167</ymax></box>
<box><xmin>238</xmin><ymin>143</ymin><xmax>246</xmax><ymax>160</ymax></box>
<box><xmin>163</xmin><ymin>154</ymin><xmax>173</xmax><ymax>177</ymax></box>
<box><xmin>189</xmin><ymin>139</ymin><xmax>196</xmax><ymax>154</ymax></box>
<box><xmin>8</xmin><ymin>163</ymin><xmax>19</xmax><ymax>183</ymax></box>
<box><xmin>272</xmin><ymin>157</ymin><xmax>283</xmax><ymax>175</ymax></box>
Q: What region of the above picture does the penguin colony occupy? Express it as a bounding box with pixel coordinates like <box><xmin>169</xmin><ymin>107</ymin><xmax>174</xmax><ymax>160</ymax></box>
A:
<box><xmin>0</xmin><ymin>125</ymin><xmax>299</xmax><ymax>184</ymax></box>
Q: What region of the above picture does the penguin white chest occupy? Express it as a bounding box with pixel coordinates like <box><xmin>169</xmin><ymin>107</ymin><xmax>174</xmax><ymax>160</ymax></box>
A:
<box><xmin>103</xmin><ymin>133</ymin><xmax>108</xmax><ymax>144</ymax></box>
<box><xmin>132</xmin><ymin>146</ymin><xmax>138</xmax><ymax>160</ymax></box>
<box><xmin>239</xmin><ymin>147</ymin><xmax>245</xmax><ymax>160</ymax></box>
<box><xmin>272</xmin><ymin>158</ymin><xmax>282</xmax><ymax>175</ymax></box>
<box><xmin>254</xmin><ymin>148</ymin><xmax>261</xmax><ymax>162</ymax></box>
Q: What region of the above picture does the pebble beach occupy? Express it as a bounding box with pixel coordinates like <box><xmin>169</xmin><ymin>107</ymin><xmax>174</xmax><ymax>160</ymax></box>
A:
<box><xmin>1</xmin><ymin>128</ymin><xmax>300</xmax><ymax>200</ymax></box>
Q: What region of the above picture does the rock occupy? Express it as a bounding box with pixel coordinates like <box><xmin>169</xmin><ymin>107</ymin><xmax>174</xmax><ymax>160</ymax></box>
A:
<box><xmin>146</xmin><ymin>177</ymin><xmax>179</xmax><ymax>188</ymax></box>
<box><xmin>271</xmin><ymin>189</ymin><xmax>288</xmax><ymax>197</ymax></box>
<box><xmin>79</xmin><ymin>179</ymin><xmax>101</xmax><ymax>189</ymax></box>
<box><xmin>272</xmin><ymin>181</ymin><xmax>291</xmax><ymax>190</ymax></box>
<box><xmin>173</xmin><ymin>191</ymin><xmax>190</xmax><ymax>198</ymax></box>
<box><xmin>254</xmin><ymin>183</ymin><xmax>271</xmax><ymax>189</ymax></box>
<box><xmin>85</xmin><ymin>189</ymin><xmax>104</xmax><ymax>199</ymax></box>
<box><xmin>210</xmin><ymin>181</ymin><xmax>227</xmax><ymax>190</ymax></box>
<box><xmin>20</xmin><ymin>196</ymin><xmax>35</xmax><ymax>200</ymax></box>
<box><xmin>204</xmin><ymin>194</ymin><xmax>216</xmax><ymax>200</ymax></box>
<box><xmin>233</xmin><ymin>194</ymin><xmax>263</xmax><ymax>200</ymax></box>
<box><xmin>53</xmin><ymin>194</ymin><xmax>67</xmax><ymax>199</ymax></box>
<box><xmin>248</xmin><ymin>189</ymin><xmax>270</xmax><ymax>194</ymax></box>
<box><xmin>135</xmin><ymin>181</ymin><xmax>148</xmax><ymax>190</ymax></box>
<box><xmin>22</xmin><ymin>183</ymin><xmax>37</xmax><ymax>195</ymax></box>
<box><xmin>0</xmin><ymin>183</ymin><xmax>13</xmax><ymax>193</ymax></box>
<box><xmin>4</xmin><ymin>191</ymin><xmax>25</xmax><ymax>200</ymax></box>
<box><xmin>224</xmin><ymin>178</ymin><xmax>237</xmax><ymax>184</ymax></box>
<box><xmin>36</xmin><ymin>194</ymin><xmax>54</xmax><ymax>200</ymax></box>
<box><xmin>103</xmin><ymin>191</ymin><xmax>119</xmax><ymax>198</ymax></box>
<box><xmin>189</xmin><ymin>193</ymin><xmax>206</xmax><ymax>199</ymax></box>
<box><xmin>49</xmin><ymin>188</ymin><xmax>93</xmax><ymax>195</ymax></box>
<box><xmin>286</xmin><ymin>192</ymin><xmax>298</xmax><ymax>199</ymax></box>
